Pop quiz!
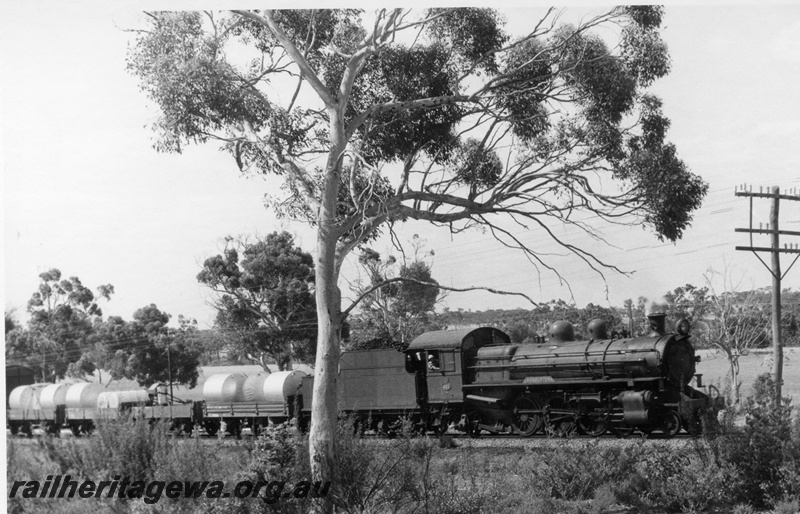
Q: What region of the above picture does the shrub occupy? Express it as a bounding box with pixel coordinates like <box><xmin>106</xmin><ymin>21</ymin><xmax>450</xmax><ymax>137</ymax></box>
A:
<box><xmin>634</xmin><ymin>445</ymin><xmax>739</xmax><ymax>512</ymax></box>
<box><xmin>34</xmin><ymin>417</ymin><xmax>171</xmax><ymax>481</ymax></box>
<box><xmin>528</xmin><ymin>440</ymin><xmax>647</xmax><ymax>501</ymax></box>
<box><xmin>709</xmin><ymin>373</ymin><xmax>798</xmax><ymax>509</ymax></box>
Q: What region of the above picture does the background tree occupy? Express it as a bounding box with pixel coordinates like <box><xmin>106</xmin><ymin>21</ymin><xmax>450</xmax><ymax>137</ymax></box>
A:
<box><xmin>5</xmin><ymin>309</ymin><xmax>19</xmax><ymax>335</ymax></box>
<box><xmin>98</xmin><ymin>304</ymin><xmax>201</xmax><ymax>388</ymax></box>
<box><xmin>348</xmin><ymin>239</ymin><xmax>443</xmax><ymax>349</ymax></box>
<box><xmin>664</xmin><ymin>284</ymin><xmax>709</xmax><ymax>326</ymax></box>
<box><xmin>619</xmin><ymin>296</ymin><xmax>650</xmax><ymax>336</ymax></box>
<box><xmin>129</xmin><ymin>7</ymin><xmax>708</xmax><ymax>484</ymax></box>
<box><xmin>744</xmin><ymin>287</ymin><xmax>800</xmax><ymax>348</ymax></box>
<box><xmin>4</xmin><ymin>269</ymin><xmax>113</xmax><ymax>382</ymax></box>
<box><xmin>701</xmin><ymin>268</ymin><xmax>770</xmax><ymax>404</ymax></box>
<box><xmin>197</xmin><ymin>231</ymin><xmax>317</xmax><ymax>370</ymax></box>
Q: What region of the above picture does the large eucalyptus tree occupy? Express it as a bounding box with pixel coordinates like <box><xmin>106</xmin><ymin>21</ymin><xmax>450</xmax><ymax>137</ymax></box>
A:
<box><xmin>128</xmin><ymin>7</ymin><xmax>707</xmax><ymax>484</ymax></box>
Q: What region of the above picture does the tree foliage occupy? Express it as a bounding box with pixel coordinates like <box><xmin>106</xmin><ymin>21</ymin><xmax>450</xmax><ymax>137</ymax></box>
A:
<box><xmin>5</xmin><ymin>309</ymin><xmax>19</xmax><ymax>335</ymax></box>
<box><xmin>197</xmin><ymin>231</ymin><xmax>317</xmax><ymax>370</ymax></box>
<box><xmin>129</xmin><ymin>8</ymin><xmax>706</xmax><ymax>260</ymax></box>
<box><xmin>664</xmin><ymin>284</ymin><xmax>709</xmax><ymax>324</ymax></box>
<box><xmin>95</xmin><ymin>305</ymin><xmax>201</xmax><ymax>388</ymax></box>
<box><xmin>4</xmin><ymin>269</ymin><xmax>114</xmax><ymax>382</ymax></box>
<box><xmin>348</xmin><ymin>239</ymin><xmax>443</xmax><ymax>349</ymax></box>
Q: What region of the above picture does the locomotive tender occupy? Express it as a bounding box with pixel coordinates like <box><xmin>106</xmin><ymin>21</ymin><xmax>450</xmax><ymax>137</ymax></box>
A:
<box><xmin>7</xmin><ymin>314</ymin><xmax>721</xmax><ymax>438</ymax></box>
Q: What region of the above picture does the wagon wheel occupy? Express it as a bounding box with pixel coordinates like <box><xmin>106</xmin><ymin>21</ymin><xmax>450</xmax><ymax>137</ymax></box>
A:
<box><xmin>83</xmin><ymin>422</ymin><xmax>95</xmax><ymax>436</ymax></box>
<box><xmin>70</xmin><ymin>424</ymin><xmax>82</xmax><ymax>437</ymax></box>
<box><xmin>182</xmin><ymin>421</ymin><xmax>195</xmax><ymax>436</ymax></box>
<box><xmin>226</xmin><ymin>419</ymin><xmax>242</xmax><ymax>438</ymax></box>
<box><xmin>203</xmin><ymin>420</ymin><xmax>220</xmax><ymax>437</ymax></box>
<box><xmin>465</xmin><ymin>410</ymin><xmax>482</xmax><ymax>438</ymax></box>
<box><xmin>661</xmin><ymin>410</ymin><xmax>681</xmax><ymax>438</ymax></box>
<box><xmin>511</xmin><ymin>395</ymin><xmax>543</xmax><ymax>437</ymax></box>
<box><xmin>432</xmin><ymin>416</ymin><xmax>449</xmax><ymax>436</ymax></box>
<box><xmin>354</xmin><ymin>419</ymin><xmax>367</xmax><ymax>438</ymax></box>
<box><xmin>45</xmin><ymin>422</ymin><xmax>60</xmax><ymax>437</ymax></box>
<box><xmin>577</xmin><ymin>412</ymin><xmax>608</xmax><ymax>437</ymax></box>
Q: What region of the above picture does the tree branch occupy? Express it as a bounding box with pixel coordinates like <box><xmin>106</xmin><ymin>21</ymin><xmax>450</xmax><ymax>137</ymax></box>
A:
<box><xmin>342</xmin><ymin>276</ymin><xmax>536</xmax><ymax>318</ymax></box>
<box><xmin>231</xmin><ymin>10</ymin><xmax>335</xmax><ymax>108</ymax></box>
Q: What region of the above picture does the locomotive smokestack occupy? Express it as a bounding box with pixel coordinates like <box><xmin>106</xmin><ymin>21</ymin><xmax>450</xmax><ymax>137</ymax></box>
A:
<box><xmin>647</xmin><ymin>312</ymin><xmax>667</xmax><ymax>337</ymax></box>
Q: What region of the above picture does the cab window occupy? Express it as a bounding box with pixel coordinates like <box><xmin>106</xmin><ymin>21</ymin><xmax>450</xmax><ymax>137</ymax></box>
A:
<box><xmin>440</xmin><ymin>350</ymin><xmax>456</xmax><ymax>373</ymax></box>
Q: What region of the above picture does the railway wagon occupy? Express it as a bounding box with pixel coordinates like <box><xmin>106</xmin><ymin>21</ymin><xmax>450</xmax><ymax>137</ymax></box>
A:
<box><xmin>7</xmin><ymin>383</ymin><xmax>58</xmax><ymax>435</ymax></box>
<box><xmin>200</xmin><ymin>370</ymin><xmax>307</xmax><ymax>436</ymax></box>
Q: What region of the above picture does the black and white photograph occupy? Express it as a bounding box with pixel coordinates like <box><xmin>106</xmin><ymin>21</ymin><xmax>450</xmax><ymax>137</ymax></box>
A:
<box><xmin>3</xmin><ymin>3</ymin><xmax>800</xmax><ymax>512</ymax></box>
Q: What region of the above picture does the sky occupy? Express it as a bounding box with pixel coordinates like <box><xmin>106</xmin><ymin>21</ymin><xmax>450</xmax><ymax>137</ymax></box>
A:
<box><xmin>2</xmin><ymin>2</ymin><xmax>800</xmax><ymax>331</ymax></box>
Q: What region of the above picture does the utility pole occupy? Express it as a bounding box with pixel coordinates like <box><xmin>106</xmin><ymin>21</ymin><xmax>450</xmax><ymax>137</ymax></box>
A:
<box><xmin>735</xmin><ymin>185</ymin><xmax>800</xmax><ymax>403</ymax></box>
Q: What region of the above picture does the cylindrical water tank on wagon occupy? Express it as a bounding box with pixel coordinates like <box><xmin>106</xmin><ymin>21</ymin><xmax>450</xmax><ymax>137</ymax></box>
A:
<box><xmin>262</xmin><ymin>371</ymin><xmax>307</xmax><ymax>403</ymax></box>
<box><xmin>39</xmin><ymin>383</ymin><xmax>70</xmax><ymax>409</ymax></box>
<box><xmin>203</xmin><ymin>373</ymin><xmax>247</xmax><ymax>403</ymax></box>
<box><xmin>243</xmin><ymin>372</ymin><xmax>271</xmax><ymax>402</ymax></box>
<box><xmin>65</xmin><ymin>383</ymin><xmax>106</xmax><ymax>409</ymax></box>
<box><xmin>8</xmin><ymin>384</ymin><xmax>47</xmax><ymax>410</ymax></box>
<box><xmin>97</xmin><ymin>390</ymin><xmax>149</xmax><ymax>409</ymax></box>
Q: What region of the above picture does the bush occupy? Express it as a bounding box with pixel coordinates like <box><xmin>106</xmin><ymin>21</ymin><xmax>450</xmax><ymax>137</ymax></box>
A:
<box><xmin>635</xmin><ymin>445</ymin><xmax>740</xmax><ymax>512</ymax></box>
<box><xmin>34</xmin><ymin>417</ymin><xmax>171</xmax><ymax>481</ymax></box>
<box><xmin>528</xmin><ymin>440</ymin><xmax>647</xmax><ymax>501</ymax></box>
<box><xmin>8</xmin><ymin>417</ymin><xmax>251</xmax><ymax>514</ymax></box>
<box><xmin>712</xmin><ymin>374</ymin><xmax>798</xmax><ymax>509</ymax></box>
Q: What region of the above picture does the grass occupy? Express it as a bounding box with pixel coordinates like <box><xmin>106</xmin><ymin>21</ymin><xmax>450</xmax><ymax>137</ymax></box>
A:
<box><xmin>8</xmin><ymin>396</ymin><xmax>800</xmax><ymax>514</ymax></box>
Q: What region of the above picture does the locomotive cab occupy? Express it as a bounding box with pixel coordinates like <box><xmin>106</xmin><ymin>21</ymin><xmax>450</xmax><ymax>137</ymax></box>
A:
<box><xmin>405</xmin><ymin>327</ymin><xmax>512</xmax><ymax>429</ymax></box>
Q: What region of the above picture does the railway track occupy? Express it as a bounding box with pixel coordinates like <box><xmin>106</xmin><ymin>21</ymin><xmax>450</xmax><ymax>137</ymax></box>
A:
<box><xmin>7</xmin><ymin>425</ymin><xmax>698</xmax><ymax>444</ymax></box>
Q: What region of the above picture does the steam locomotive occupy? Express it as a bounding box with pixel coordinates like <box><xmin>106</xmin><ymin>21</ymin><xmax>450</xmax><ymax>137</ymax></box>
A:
<box><xmin>7</xmin><ymin>313</ymin><xmax>721</xmax><ymax>438</ymax></box>
<box><xmin>308</xmin><ymin>313</ymin><xmax>721</xmax><ymax>438</ymax></box>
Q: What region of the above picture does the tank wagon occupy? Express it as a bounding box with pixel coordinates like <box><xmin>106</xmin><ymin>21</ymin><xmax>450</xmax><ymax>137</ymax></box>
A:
<box><xmin>7</xmin><ymin>369</ymin><xmax>307</xmax><ymax>437</ymax></box>
<box><xmin>199</xmin><ymin>370</ymin><xmax>306</xmax><ymax>436</ymax></box>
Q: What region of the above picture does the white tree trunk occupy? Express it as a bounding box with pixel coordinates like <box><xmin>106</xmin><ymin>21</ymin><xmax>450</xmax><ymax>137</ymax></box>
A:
<box><xmin>309</xmin><ymin>237</ymin><xmax>341</xmax><ymax>488</ymax></box>
<box><xmin>309</xmin><ymin>112</ymin><xmax>345</xmax><ymax>501</ymax></box>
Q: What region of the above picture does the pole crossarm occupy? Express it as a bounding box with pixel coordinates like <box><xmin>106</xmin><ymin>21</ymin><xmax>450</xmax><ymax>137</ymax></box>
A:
<box><xmin>735</xmin><ymin>246</ymin><xmax>800</xmax><ymax>254</ymax></box>
<box><xmin>735</xmin><ymin>228</ymin><xmax>800</xmax><ymax>237</ymax></box>
<box><xmin>735</xmin><ymin>191</ymin><xmax>800</xmax><ymax>201</ymax></box>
